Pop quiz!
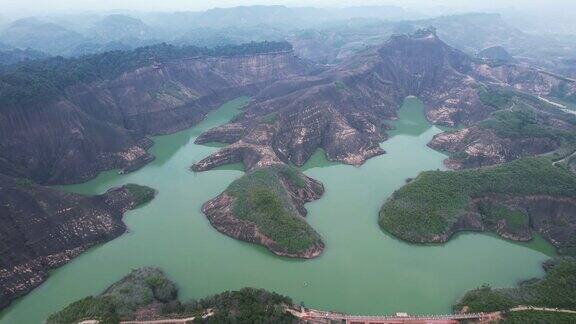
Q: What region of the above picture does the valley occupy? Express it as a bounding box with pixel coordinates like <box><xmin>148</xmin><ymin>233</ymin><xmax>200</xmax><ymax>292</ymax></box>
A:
<box><xmin>0</xmin><ymin>97</ymin><xmax>555</xmax><ymax>323</ymax></box>
<box><xmin>1</xmin><ymin>4</ymin><xmax>576</xmax><ymax>322</ymax></box>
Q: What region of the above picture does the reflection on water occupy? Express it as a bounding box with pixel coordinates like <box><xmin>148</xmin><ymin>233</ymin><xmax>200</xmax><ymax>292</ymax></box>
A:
<box><xmin>1</xmin><ymin>96</ymin><xmax>555</xmax><ymax>323</ymax></box>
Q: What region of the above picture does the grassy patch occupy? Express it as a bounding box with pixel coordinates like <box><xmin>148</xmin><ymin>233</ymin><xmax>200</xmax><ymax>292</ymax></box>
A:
<box><xmin>379</xmin><ymin>158</ymin><xmax>576</xmax><ymax>242</ymax></box>
<box><xmin>226</xmin><ymin>164</ymin><xmax>322</xmax><ymax>254</ymax></box>
<box><xmin>455</xmin><ymin>258</ymin><xmax>576</xmax><ymax>313</ymax></box>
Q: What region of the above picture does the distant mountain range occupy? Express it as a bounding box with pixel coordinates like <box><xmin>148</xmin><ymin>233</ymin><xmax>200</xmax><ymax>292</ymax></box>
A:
<box><xmin>1</xmin><ymin>7</ymin><xmax>574</xmax><ymax>80</ymax></box>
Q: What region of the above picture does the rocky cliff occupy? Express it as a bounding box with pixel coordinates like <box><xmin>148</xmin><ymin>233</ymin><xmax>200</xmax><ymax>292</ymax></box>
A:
<box><xmin>0</xmin><ymin>49</ymin><xmax>311</xmax><ymax>185</ymax></box>
<box><xmin>193</xmin><ymin>29</ymin><xmax>575</xmax><ymax>172</ymax></box>
<box><xmin>0</xmin><ymin>174</ymin><xmax>155</xmax><ymax>310</ymax></box>
<box><xmin>429</xmin><ymin>92</ymin><xmax>576</xmax><ymax>169</ymax></box>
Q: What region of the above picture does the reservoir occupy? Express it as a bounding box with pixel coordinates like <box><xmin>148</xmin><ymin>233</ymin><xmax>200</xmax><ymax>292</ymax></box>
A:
<box><xmin>0</xmin><ymin>97</ymin><xmax>555</xmax><ymax>323</ymax></box>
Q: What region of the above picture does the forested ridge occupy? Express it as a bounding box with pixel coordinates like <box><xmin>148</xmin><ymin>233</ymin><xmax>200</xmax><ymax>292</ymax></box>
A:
<box><xmin>0</xmin><ymin>41</ymin><xmax>292</xmax><ymax>107</ymax></box>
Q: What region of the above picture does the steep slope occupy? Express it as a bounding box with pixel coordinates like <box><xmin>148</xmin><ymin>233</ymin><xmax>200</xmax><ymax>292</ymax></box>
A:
<box><xmin>0</xmin><ymin>174</ymin><xmax>155</xmax><ymax>310</ymax></box>
<box><xmin>194</xmin><ymin>29</ymin><xmax>553</xmax><ymax>172</ymax></box>
<box><xmin>429</xmin><ymin>89</ymin><xmax>576</xmax><ymax>169</ymax></box>
<box><xmin>0</xmin><ymin>42</ymin><xmax>311</xmax><ymax>184</ymax></box>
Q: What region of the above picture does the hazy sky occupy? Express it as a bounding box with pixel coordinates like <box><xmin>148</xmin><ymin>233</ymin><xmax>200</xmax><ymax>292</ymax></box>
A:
<box><xmin>2</xmin><ymin>0</ymin><xmax>576</xmax><ymax>15</ymax></box>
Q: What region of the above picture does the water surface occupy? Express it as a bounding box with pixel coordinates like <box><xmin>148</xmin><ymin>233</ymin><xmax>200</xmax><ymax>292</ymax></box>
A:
<box><xmin>0</xmin><ymin>97</ymin><xmax>555</xmax><ymax>323</ymax></box>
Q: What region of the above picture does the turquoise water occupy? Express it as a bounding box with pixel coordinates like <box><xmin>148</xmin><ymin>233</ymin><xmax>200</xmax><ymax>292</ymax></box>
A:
<box><xmin>0</xmin><ymin>97</ymin><xmax>555</xmax><ymax>323</ymax></box>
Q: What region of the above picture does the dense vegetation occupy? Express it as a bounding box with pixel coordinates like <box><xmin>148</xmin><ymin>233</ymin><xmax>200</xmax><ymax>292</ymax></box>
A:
<box><xmin>502</xmin><ymin>310</ymin><xmax>576</xmax><ymax>323</ymax></box>
<box><xmin>225</xmin><ymin>164</ymin><xmax>322</xmax><ymax>255</ymax></box>
<box><xmin>480</xmin><ymin>109</ymin><xmax>565</xmax><ymax>139</ymax></box>
<box><xmin>163</xmin><ymin>288</ymin><xmax>297</xmax><ymax>323</ymax></box>
<box><xmin>47</xmin><ymin>267</ymin><xmax>177</xmax><ymax>324</ymax></box>
<box><xmin>48</xmin><ymin>267</ymin><xmax>296</xmax><ymax>324</ymax></box>
<box><xmin>478</xmin><ymin>87</ymin><xmax>513</xmax><ymax>110</ymax></box>
<box><xmin>455</xmin><ymin>258</ymin><xmax>576</xmax><ymax>313</ymax></box>
<box><xmin>124</xmin><ymin>183</ymin><xmax>156</xmax><ymax>207</ymax></box>
<box><xmin>379</xmin><ymin>157</ymin><xmax>576</xmax><ymax>242</ymax></box>
<box><xmin>0</xmin><ymin>41</ymin><xmax>292</xmax><ymax>107</ymax></box>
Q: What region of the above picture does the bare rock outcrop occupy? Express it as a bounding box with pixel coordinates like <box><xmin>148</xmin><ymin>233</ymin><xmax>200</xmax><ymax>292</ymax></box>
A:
<box><xmin>0</xmin><ymin>174</ymin><xmax>155</xmax><ymax>309</ymax></box>
<box><xmin>0</xmin><ymin>50</ymin><xmax>311</xmax><ymax>185</ymax></box>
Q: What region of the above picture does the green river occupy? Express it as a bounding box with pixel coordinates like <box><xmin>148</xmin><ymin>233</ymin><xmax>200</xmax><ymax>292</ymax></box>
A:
<box><xmin>0</xmin><ymin>97</ymin><xmax>555</xmax><ymax>323</ymax></box>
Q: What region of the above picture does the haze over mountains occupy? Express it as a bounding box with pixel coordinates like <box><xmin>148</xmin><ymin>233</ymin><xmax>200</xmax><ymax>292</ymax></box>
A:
<box><xmin>1</xmin><ymin>2</ymin><xmax>576</xmax><ymax>321</ymax></box>
<box><xmin>1</xmin><ymin>5</ymin><xmax>575</xmax><ymax>79</ymax></box>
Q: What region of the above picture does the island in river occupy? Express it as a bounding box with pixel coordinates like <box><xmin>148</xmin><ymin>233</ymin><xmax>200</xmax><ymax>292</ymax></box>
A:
<box><xmin>0</xmin><ymin>97</ymin><xmax>557</xmax><ymax>323</ymax></box>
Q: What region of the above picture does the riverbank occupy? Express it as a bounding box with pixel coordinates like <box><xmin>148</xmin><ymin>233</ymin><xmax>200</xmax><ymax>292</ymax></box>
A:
<box><xmin>0</xmin><ymin>97</ymin><xmax>555</xmax><ymax>323</ymax></box>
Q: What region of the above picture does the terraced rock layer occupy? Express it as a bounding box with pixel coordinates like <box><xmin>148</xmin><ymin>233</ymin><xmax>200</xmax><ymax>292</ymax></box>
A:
<box><xmin>193</xmin><ymin>29</ymin><xmax>576</xmax><ymax>173</ymax></box>
<box><xmin>0</xmin><ymin>49</ymin><xmax>310</xmax><ymax>184</ymax></box>
<box><xmin>0</xmin><ymin>174</ymin><xmax>155</xmax><ymax>309</ymax></box>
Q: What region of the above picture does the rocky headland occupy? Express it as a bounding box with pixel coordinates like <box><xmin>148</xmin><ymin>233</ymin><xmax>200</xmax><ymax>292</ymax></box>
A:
<box><xmin>0</xmin><ymin>174</ymin><xmax>155</xmax><ymax>309</ymax></box>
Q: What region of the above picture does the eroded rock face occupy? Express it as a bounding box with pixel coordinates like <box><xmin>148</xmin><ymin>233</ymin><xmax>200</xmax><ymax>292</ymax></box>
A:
<box><xmin>192</xmin><ymin>30</ymin><xmax>576</xmax><ymax>172</ymax></box>
<box><xmin>429</xmin><ymin>127</ymin><xmax>561</xmax><ymax>169</ymax></box>
<box><xmin>404</xmin><ymin>194</ymin><xmax>576</xmax><ymax>253</ymax></box>
<box><xmin>451</xmin><ymin>195</ymin><xmax>576</xmax><ymax>254</ymax></box>
<box><xmin>0</xmin><ymin>51</ymin><xmax>310</xmax><ymax>185</ymax></box>
<box><xmin>201</xmin><ymin>165</ymin><xmax>325</xmax><ymax>258</ymax></box>
<box><xmin>0</xmin><ymin>174</ymin><xmax>155</xmax><ymax>309</ymax></box>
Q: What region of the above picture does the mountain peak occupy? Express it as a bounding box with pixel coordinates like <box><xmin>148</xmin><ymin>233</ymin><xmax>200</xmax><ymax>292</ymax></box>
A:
<box><xmin>411</xmin><ymin>27</ymin><xmax>438</xmax><ymax>39</ymax></box>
